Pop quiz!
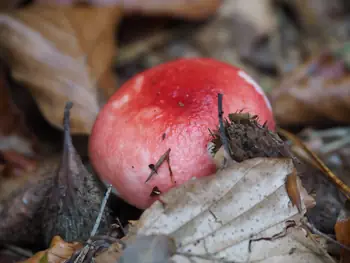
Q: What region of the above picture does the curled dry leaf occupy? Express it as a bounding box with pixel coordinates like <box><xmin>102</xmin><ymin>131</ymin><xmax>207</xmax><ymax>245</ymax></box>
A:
<box><xmin>19</xmin><ymin>236</ymin><xmax>82</xmax><ymax>263</ymax></box>
<box><xmin>0</xmin><ymin>5</ymin><xmax>121</xmax><ymax>134</ymax></box>
<box><xmin>34</xmin><ymin>0</ymin><xmax>221</xmax><ymax>20</ymax></box>
<box><xmin>125</xmin><ymin>158</ymin><xmax>331</xmax><ymax>263</ymax></box>
<box><xmin>271</xmin><ymin>45</ymin><xmax>350</xmax><ymax>127</ymax></box>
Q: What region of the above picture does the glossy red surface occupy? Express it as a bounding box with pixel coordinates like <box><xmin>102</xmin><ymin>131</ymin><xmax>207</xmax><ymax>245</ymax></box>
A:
<box><xmin>89</xmin><ymin>58</ymin><xmax>275</xmax><ymax>209</ymax></box>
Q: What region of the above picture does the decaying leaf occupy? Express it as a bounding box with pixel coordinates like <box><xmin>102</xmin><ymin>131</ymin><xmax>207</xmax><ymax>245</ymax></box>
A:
<box><xmin>0</xmin><ymin>155</ymin><xmax>59</xmax><ymax>246</ymax></box>
<box><xmin>271</xmin><ymin>44</ymin><xmax>350</xmax><ymax>127</ymax></box>
<box><xmin>0</xmin><ymin>5</ymin><xmax>122</xmax><ymax>134</ymax></box>
<box><xmin>335</xmin><ymin>200</ymin><xmax>350</xmax><ymax>263</ymax></box>
<box><xmin>125</xmin><ymin>158</ymin><xmax>331</xmax><ymax>262</ymax></box>
<box><xmin>0</xmin><ymin>150</ymin><xmax>37</xmax><ymax>202</ymax></box>
<box><xmin>0</xmin><ymin>103</ymin><xmax>112</xmax><ymax>247</ymax></box>
<box><xmin>42</xmin><ymin>102</ymin><xmax>112</xmax><ymax>245</ymax></box>
<box><xmin>0</xmin><ymin>65</ymin><xmax>35</xmax><ymax>154</ymax></box>
<box><xmin>19</xmin><ymin>236</ymin><xmax>82</xmax><ymax>263</ymax></box>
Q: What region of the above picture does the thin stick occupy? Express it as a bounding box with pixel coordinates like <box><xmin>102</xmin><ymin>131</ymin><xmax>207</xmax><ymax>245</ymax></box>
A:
<box><xmin>145</xmin><ymin>148</ymin><xmax>171</xmax><ymax>183</ymax></box>
<box><xmin>3</xmin><ymin>244</ymin><xmax>33</xmax><ymax>258</ymax></box>
<box><xmin>90</xmin><ymin>184</ymin><xmax>112</xmax><ymax>237</ymax></box>
<box><xmin>74</xmin><ymin>184</ymin><xmax>113</xmax><ymax>263</ymax></box>
<box><xmin>303</xmin><ymin>220</ymin><xmax>350</xmax><ymax>252</ymax></box>
<box><xmin>279</xmin><ymin>128</ymin><xmax>350</xmax><ymax>199</ymax></box>
<box><xmin>217</xmin><ymin>93</ymin><xmax>231</xmax><ymax>158</ymax></box>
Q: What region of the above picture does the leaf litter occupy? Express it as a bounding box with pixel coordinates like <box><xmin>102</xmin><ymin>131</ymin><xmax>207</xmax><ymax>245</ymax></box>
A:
<box><xmin>0</xmin><ymin>102</ymin><xmax>113</xmax><ymax>248</ymax></box>
<box><xmin>1</xmin><ymin>1</ymin><xmax>350</xmax><ymax>262</ymax></box>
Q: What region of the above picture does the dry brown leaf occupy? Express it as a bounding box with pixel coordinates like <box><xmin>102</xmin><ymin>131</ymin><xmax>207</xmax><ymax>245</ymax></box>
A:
<box><xmin>0</xmin><ymin>66</ymin><xmax>35</xmax><ymax>154</ymax></box>
<box><xmin>19</xmin><ymin>236</ymin><xmax>82</xmax><ymax>263</ymax></box>
<box><xmin>0</xmin><ymin>5</ymin><xmax>122</xmax><ymax>134</ymax></box>
<box><xmin>0</xmin><ymin>0</ymin><xmax>23</xmax><ymax>11</ymax></box>
<box><xmin>34</xmin><ymin>0</ymin><xmax>221</xmax><ymax>20</ymax></box>
<box><xmin>271</xmin><ymin>47</ymin><xmax>350</xmax><ymax>127</ymax></box>
<box><xmin>335</xmin><ymin>201</ymin><xmax>350</xmax><ymax>263</ymax></box>
<box><xmin>286</xmin><ymin>168</ymin><xmax>302</xmax><ymax>213</ymax></box>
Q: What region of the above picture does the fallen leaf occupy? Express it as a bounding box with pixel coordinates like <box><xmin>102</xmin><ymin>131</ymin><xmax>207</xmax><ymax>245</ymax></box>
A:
<box><xmin>19</xmin><ymin>236</ymin><xmax>82</xmax><ymax>263</ymax></box>
<box><xmin>0</xmin><ymin>103</ymin><xmax>111</xmax><ymax>247</ymax></box>
<box><xmin>42</xmin><ymin>102</ymin><xmax>112</xmax><ymax>245</ymax></box>
<box><xmin>126</xmin><ymin>158</ymin><xmax>332</xmax><ymax>262</ymax></box>
<box><xmin>0</xmin><ymin>156</ymin><xmax>59</xmax><ymax>246</ymax></box>
<box><xmin>0</xmin><ymin>65</ymin><xmax>35</xmax><ymax>154</ymax></box>
<box><xmin>118</xmin><ymin>235</ymin><xmax>176</xmax><ymax>263</ymax></box>
<box><xmin>271</xmin><ymin>45</ymin><xmax>350</xmax><ymax>127</ymax></box>
<box><xmin>227</xmin><ymin>0</ymin><xmax>277</xmax><ymax>69</ymax></box>
<box><xmin>335</xmin><ymin>200</ymin><xmax>350</xmax><ymax>263</ymax></box>
<box><xmin>0</xmin><ymin>5</ymin><xmax>122</xmax><ymax>134</ymax></box>
<box><xmin>34</xmin><ymin>0</ymin><xmax>221</xmax><ymax>20</ymax></box>
<box><xmin>94</xmin><ymin>242</ymin><xmax>123</xmax><ymax>263</ymax></box>
<box><xmin>286</xmin><ymin>168</ymin><xmax>302</xmax><ymax>213</ymax></box>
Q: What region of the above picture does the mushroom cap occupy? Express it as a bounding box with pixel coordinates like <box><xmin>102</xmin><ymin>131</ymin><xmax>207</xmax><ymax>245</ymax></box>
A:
<box><xmin>89</xmin><ymin>58</ymin><xmax>275</xmax><ymax>209</ymax></box>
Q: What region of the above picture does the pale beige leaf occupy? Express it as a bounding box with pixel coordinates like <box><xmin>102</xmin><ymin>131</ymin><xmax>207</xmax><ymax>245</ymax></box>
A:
<box><xmin>0</xmin><ymin>5</ymin><xmax>121</xmax><ymax>133</ymax></box>
<box><xmin>133</xmin><ymin>158</ymin><xmax>333</xmax><ymax>263</ymax></box>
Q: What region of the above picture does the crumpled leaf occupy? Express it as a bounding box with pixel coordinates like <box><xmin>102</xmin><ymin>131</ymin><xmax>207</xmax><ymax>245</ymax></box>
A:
<box><xmin>129</xmin><ymin>158</ymin><xmax>332</xmax><ymax>263</ymax></box>
<box><xmin>19</xmin><ymin>236</ymin><xmax>82</xmax><ymax>263</ymax></box>
<box><xmin>271</xmin><ymin>44</ymin><xmax>350</xmax><ymax>127</ymax></box>
<box><xmin>0</xmin><ymin>5</ymin><xmax>121</xmax><ymax>133</ymax></box>
<box><xmin>34</xmin><ymin>0</ymin><xmax>221</xmax><ymax>20</ymax></box>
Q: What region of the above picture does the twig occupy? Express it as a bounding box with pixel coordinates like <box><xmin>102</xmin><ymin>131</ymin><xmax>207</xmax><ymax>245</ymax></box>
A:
<box><xmin>303</xmin><ymin>219</ymin><xmax>350</xmax><ymax>252</ymax></box>
<box><xmin>145</xmin><ymin>148</ymin><xmax>171</xmax><ymax>183</ymax></box>
<box><xmin>217</xmin><ymin>93</ymin><xmax>231</xmax><ymax>158</ymax></box>
<box><xmin>115</xmin><ymin>217</ymin><xmax>126</xmax><ymax>237</ymax></box>
<box><xmin>319</xmin><ymin>136</ymin><xmax>350</xmax><ymax>155</ymax></box>
<box><xmin>90</xmin><ymin>184</ymin><xmax>112</xmax><ymax>237</ymax></box>
<box><xmin>3</xmin><ymin>244</ymin><xmax>33</xmax><ymax>258</ymax></box>
<box><xmin>278</xmin><ymin>128</ymin><xmax>350</xmax><ymax>199</ymax></box>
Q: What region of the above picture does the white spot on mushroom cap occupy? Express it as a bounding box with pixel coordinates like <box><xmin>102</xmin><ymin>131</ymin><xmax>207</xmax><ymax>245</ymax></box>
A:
<box><xmin>133</xmin><ymin>75</ymin><xmax>144</xmax><ymax>93</ymax></box>
<box><xmin>238</xmin><ymin>70</ymin><xmax>272</xmax><ymax>111</ymax></box>
<box><xmin>111</xmin><ymin>94</ymin><xmax>129</xmax><ymax>109</ymax></box>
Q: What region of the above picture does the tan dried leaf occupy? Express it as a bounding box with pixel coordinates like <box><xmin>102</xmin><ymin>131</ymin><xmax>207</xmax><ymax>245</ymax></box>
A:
<box><xmin>131</xmin><ymin>158</ymin><xmax>333</xmax><ymax>263</ymax></box>
<box><xmin>19</xmin><ymin>236</ymin><xmax>82</xmax><ymax>263</ymax></box>
<box><xmin>0</xmin><ymin>5</ymin><xmax>122</xmax><ymax>133</ymax></box>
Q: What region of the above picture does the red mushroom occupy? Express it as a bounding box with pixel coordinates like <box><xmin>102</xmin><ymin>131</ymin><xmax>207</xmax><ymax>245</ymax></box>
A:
<box><xmin>89</xmin><ymin>58</ymin><xmax>275</xmax><ymax>209</ymax></box>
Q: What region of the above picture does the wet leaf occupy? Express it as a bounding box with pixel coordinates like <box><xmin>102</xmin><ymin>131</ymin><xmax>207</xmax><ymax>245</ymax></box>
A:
<box><xmin>42</xmin><ymin>103</ymin><xmax>112</xmax><ymax>245</ymax></box>
<box><xmin>19</xmin><ymin>236</ymin><xmax>82</xmax><ymax>263</ymax></box>
<box><xmin>129</xmin><ymin>158</ymin><xmax>331</xmax><ymax>262</ymax></box>
<box><xmin>0</xmin><ymin>5</ymin><xmax>121</xmax><ymax>134</ymax></box>
<box><xmin>271</xmin><ymin>45</ymin><xmax>350</xmax><ymax>127</ymax></box>
<box><xmin>34</xmin><ymin>0</ymin><xmax>221</xmax><ymax>20</ymax></box>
